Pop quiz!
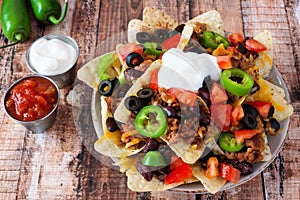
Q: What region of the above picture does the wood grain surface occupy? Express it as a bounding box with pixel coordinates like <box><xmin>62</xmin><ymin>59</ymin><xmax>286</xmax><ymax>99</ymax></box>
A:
<box><xmin>0</xmin><ymin>0</ymin><xmax>299</xmax><ymax>199</ymax></box>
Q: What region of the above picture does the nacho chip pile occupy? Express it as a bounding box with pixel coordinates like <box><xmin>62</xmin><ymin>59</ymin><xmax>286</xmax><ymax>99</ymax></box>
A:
<box><xmin>77</xmin><ymin>7</ymin><xmax>293</xmax><ymax>194</ymax></box>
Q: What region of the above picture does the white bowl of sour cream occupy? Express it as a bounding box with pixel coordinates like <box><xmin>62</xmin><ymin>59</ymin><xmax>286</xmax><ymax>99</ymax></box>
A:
<box><xmin>26</xmin><ymin>34</ymin><xmax>79</xmax><ymax>88</ymax></box>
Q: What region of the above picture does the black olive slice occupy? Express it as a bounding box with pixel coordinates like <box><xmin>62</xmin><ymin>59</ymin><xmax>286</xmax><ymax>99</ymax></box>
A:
<box><xmin>137</xmin><ymin>88</ymin><xmax>154</xmax><ymax>104</ymax></box>
<box><xmin>125</xmin><ymin>96</ymin><xmax>142</xmax><ymax>112</ymax></box>
<box><xmin>136</xmin><ymin>32</ymin><xmax>153</xmax><ymax>43</ymax></box>
<box><xmin>269</xmin><ymin>118</ymin><xmax>280</xmax><ymax>132</ymax></box>
<box><xmin>267</xmin><ymin>105</ymin><xmax>275</xmax><ymax>118</ymax></box>
<box><xmin>126</xmin><ymin>52</ymin><xmax>143</xmax><ymax>68</ymax></box>
<box><xmin>153</xmin><ymin>29</ymin><xmax>169</xmax><ymax>43</ymax></box>
<box><xmin>98</xmin><ymin>78</ymin><xmax>119</xmax><ymax>97</ymax></box>
<box><xmin>242</xmin><ymin>104</ymin><xmax>258</xmax><ymax>117</ymax></box>
<box><xmin>241</xmin><ymin>112</ymin><xmax>257</xmax><ymax>129</ymax></box>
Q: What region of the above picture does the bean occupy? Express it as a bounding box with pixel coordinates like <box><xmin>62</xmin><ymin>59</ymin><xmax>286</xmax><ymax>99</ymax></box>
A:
<box><xmin>144</xmin><ymin>139</ymin><xmax>160</xmax><ymax>153</ymax></box>
<box><xmin>106</xmin><ymin>117</ymin><xmax>119</xmax><ymax>132</ymax></box>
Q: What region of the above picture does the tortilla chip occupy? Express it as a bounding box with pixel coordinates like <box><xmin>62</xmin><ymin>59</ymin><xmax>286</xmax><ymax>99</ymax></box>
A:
<box><xmin>191</xmin><ymin>163</ymin><xmax>226</xmax><ymax>194</ymax></box>
<box><xmin>114</xmin><ymin>60</ymin><xmax>162</xmax><ymax>123</ymax></box>
<box><xmin>127</xmin><ymin>19</ymin><xmax>147</xmax><ymax>43</ymax></box>
<box><xmin>161</xmin><ymin>137</ymin><xmax>205</xmax><ymax>164</ymax></box>
<box><xmin>249</xmin><ymin>76</ymin><xmax>293</xmax><ymax>121</ymax></box>
<box><xmin>254</xmin><ymin>30</ymin><xmax>274</xmax><ymax>78</ymax></box>
<box><xmin>126</xmin><ymin>168</ymin><xmax>198</xmax><ymax>192</ymax></box>
<box><xmin>187</xmin><ymin>10</ymin><xmax>225</xmax><ymax>36</ymax></box>
<box><xmin>177</xmin><ymin>23</ymin><xmax>194</xmax><ymax>50</ymax></box>
<box><xmin>143</xmin><ymin>7</ymin><xmax>178</xmax><ymax>30</ymax></box>
<box><xmin>94</xmin><ymin>96</ymin><xmax>143</xmax><ymax>157</ymax></box>
<box><xmin>77</xmin><ymin>52</ymin><xmax>121</xmax><ymax>90</ymax></box>
<box><xmin>261</xmin><ymin>133</ymin><xmax>272</xmax><ymax>161</ymax></box>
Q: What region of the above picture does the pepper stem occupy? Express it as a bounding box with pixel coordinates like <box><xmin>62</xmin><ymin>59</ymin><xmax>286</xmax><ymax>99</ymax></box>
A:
<box><xmin>48</xmin><ymin>0</ymin><xmax>69</xmax><ymax>25</ymax></box>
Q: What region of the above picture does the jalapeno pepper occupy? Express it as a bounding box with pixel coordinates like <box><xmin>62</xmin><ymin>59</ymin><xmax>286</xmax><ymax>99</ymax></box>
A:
<box><xmin>221</xmin><ymin>68</ymin><xmax>254</xmax><ymax>96</ymax></box>
<box><xmin>201</xmin><ymin>31</ymin><xmax>230</xmax><ymax>50</ymax></box>
<box><xmin>29</xmin><ymin>0</ymin><xmax>68</xmax><ymax>25</ymax></box>
<box><xmin>144</xmin><ymin>42</ymin><xmax>164</xmax><ymax>57</ymax></box>
<box><xmin>219</xmin><ymin>132</ymin><xmax>244</xmax><ymax>152</ymax></box>
<box><xmin>142</xmin><ymin>151</ymin><xmax>166</xmax><ymax>167</ymax></box>
<box><xmin>135</xmin><ymin>105</ymin><xmax>167</xmax><ymax>138</ymax></box>
<box><xmin>1</xmin><ymin>0</ymin><xmax>31</xmax><ymax>44</ymax></box>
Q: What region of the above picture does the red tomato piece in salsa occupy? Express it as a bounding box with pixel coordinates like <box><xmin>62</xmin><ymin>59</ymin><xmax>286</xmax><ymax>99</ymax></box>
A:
<box><xmin>5</xmin><ymin>77</ymin><xmax>58</xmax><ymax>121</ymax></box>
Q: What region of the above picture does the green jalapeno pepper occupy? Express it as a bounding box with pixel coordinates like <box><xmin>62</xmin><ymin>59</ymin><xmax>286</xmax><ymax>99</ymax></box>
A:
<box><xmin>1</xmin><ymin>0</ymin><xmax>31</xmax><ymax>44</ymax></box>
<box><xmin>142</xmin><ymin>151</ymin><xmax>166</xmax><ymax>167</ymax></box>
<box><xmin>135</xmin><ymin>105</ymin><xmax>167</xmax><ymax>138</ymax></box>
<box><xmin>219</xmin><ymin>132</ymin><xmax>244</xmax><ymax>152</ymax></box>
<box><xmin>201</xmin><ymin>31</ymin><xmax>230</xmax><ymax>50</ymax></box>
<box><xmin>221</xmin><ymin>68</ymin><xmax>254</xmax><ymax>96</ymax></box>
<box><xmin>144</xmin><ymin>42</ymin><xmax>164</xmax><ymax>57</ymax></box>
<box><xmin>29</xmin><ymin>0</ymin><xmax>68</xmax><ymax>25</ymax></box>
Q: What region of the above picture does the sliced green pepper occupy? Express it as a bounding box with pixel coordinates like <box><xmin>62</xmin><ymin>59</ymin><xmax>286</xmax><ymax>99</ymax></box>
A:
<box><xmin>135</xmin><ymin>105</ymin><xmax>167</xmax><ymax>138</ymax></box>
<box><xmin>142</xmin><ymin>151</ymin><xmax>166</xmax><ymax>167</ymax></box>
<box><xmin>144</xmin><ymin>42</ymin><xmax>164</xmax><ymax>57</ymax></box>
<box><xmin>221</xmin><ymin>68</ymin><xmax>254</xmax><ymax>96</ymax></box>
<box><xmin>201</xmin><ymin>31</ymin><xmax>230</xmax><ymax>50</ymax></box>
<box><xmin>219</xmin><ymin>132</ymin><xmax>244</xmax><ymax>152</ymax></box>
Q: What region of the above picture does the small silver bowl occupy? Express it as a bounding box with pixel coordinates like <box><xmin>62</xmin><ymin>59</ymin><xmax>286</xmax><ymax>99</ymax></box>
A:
<box><xmin>26</xmin><ymin>34</ymin><xmax>79</xmax><ymax>88</ymax></box>
<box><xmin>3</xmin><ymin>75</ymin><xmax>60</xmax><ymax>133</ymax></box>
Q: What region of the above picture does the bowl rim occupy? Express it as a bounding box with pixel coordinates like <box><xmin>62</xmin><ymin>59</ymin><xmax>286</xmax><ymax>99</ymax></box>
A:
<box><xmin>25</xmin><ymin>34</ymin><xmax>79</xmax><ymax>77</ymax></box>
<box><xmin>3</xmin><ymin>74</ymin><xmax>60</xmax><ymax>123</ymax></box>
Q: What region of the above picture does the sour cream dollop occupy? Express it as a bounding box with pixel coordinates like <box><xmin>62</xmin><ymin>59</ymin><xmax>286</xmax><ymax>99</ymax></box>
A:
<box><xmin>29</xmin><ymin>38</ymin><xmax>77</xmax><ymax>76</ymax></box>
<box><xmin>158</xmin><ymin>48</ymin><xmax>221</xmax><ymax>91</ymax></box>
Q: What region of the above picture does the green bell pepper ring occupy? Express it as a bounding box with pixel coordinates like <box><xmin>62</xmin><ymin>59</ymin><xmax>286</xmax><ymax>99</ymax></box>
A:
<box><xmin>219</xmin><ymin>132</ymin><xmax>244</xmax><ymax>152</ymax></box>
<box><xmin>201</xmin><ymin>31</ymin><xmax>230</xmax><ymax>50</ymax></box>
<box><xmin>135</xmin><ymin>105</ymin><xmax>167</xmax><ymax>138</ymax></box>
<box><xmin>144</xmin><ymin>42</ymin><xmax>164</xmax><ymax>57</ymax></box>
<box><xmin>29</xmin><ymin>0</ymin><xmax>68</xmax><ymax>25</ymax></box>
<box><xmin>221</xmin><ymin>68</ymin><xmax>254</xmax><ymax>96</ymax></box>
<box><xmin>142</xmin><ymin>151</ymin><xmax>166</xmax><ymax>167</ymax></box>
<box><xmin>1</xmin><ymin>0</ymin><xmax>31</xmax><ymax>44</ymax></box>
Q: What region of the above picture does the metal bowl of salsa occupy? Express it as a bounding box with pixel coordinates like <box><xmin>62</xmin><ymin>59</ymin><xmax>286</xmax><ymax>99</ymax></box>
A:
<box><xmin>3</xmin><ymin>75</ymin><xmax>60</xmax><ymax>133</ymax></box>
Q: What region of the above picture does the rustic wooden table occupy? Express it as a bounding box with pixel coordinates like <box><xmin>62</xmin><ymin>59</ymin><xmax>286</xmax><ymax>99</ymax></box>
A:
<box><xmin>1</xmin><ymin>0</ymin><xmax>299</xmax><ymax>199</ymax></box>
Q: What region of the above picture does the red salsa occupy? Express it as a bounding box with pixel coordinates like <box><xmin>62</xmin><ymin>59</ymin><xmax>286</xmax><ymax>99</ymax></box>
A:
<box><xmin>5</xmin><ymin>77</ymin><xmax>58</xmax><ymax>121</ymax></box>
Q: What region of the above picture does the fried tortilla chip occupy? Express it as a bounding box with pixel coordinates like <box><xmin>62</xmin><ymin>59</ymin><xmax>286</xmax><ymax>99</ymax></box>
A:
<box><xmin>77</xmin><ymin>52</ymin><xmax>122</xmax><ymax>90</ymax></box>
<box><xmin>249</xmin><ymin>76</ymin><xmax>293</xmax><ymax>122</ymax></box>
<box><xmin>191</xmin><ymin>163</ymin><xmax>226</xmax><ymax>194</ymax></box>
<box><xmin>93</xmin><ymin>95</ymin><xmax>144</xmax><ymax>157</ymax></box>
<box><xmin>126</xmin><ymin>168</ymin><xmax>198</xmax><ymax>192</ymax></box>
<box><xmin>254</xmin><ymin>30</ymin><xmax>274</xmax><ymax>78</ymax></box>
<box><xmin>187</xmin><ymin>10</ymin><xmax>225</xmax><ymax>36</ymax></box>
<box><xmin>143</xmin><ymin>7</ymin><xmax>178</xmax><ymax>30</ymax></box>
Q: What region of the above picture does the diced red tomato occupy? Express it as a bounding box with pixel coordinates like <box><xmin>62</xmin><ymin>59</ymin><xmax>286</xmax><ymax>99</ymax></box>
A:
<box><xmin>210</xmin><ymin>82</ymin><xmax>228</xmax><ymax>105</ymax></box>
<box><xmin>245</xmin><ymin>38</ymin><xmax>267</xmax><ymax>53</ymax></box>
<box><xmin>246</xmin><ymin>101</ymin><xmax>273</xmax><ymax>119</ymax></box>
<box><xmin>170</xmin><ymin>157</ymin><xmax>185</xmax><ymax>171</ymax></box>
<box><xmin>149</xmin><ymin>69</ymin><xmax>159</xmax><ymax>91</ymax></box>
<box><xmin>234</xmin><ymin>129</ymin><xmax>260</xmax><ymax>144</ymax></box>
<box><xmin>219</xmin><ymin>163</ymin><xmax>241</xmax><ymax>184</ymax></box>
<box><xmin>204</xmin><ymin>157</ymin><xmax>219</xmax><ymax>180</ymax></box>
<box><xmin>118</xmin><ymin>42</ymin><xmax>144</xmax><ymax>61</ymax></box>
<box><xmin>217</xmin><ymin>55</ymin><xmax>232</xmax><ymax>70</ymax></box>
<box><xmin>211</xmin><ymin>104</ymin><xmax>232</xmax><ymax>131</ymax></box>
<box><xmin>165</xmin><ymin>163</ymin><xmax>193</xmax><ymax>185</ymax></box>
<box><xmin>161</xmin><ymin>33</ymin><xmax>181</xmax><ymax>50</ymax></box>
<box><xmin>230</xmin><ymin>105</ymin><xmax>244</xmax><ymax>126</ymax></box>
<box><xmin>228</xmin><ymin>33</ymin><xmax>245</xmax><ymax>46</ymax></box>
<box><xmin>167</xmin><ymin>88</ymin><xmax>197</xmax><ymax>106</ymax></box>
